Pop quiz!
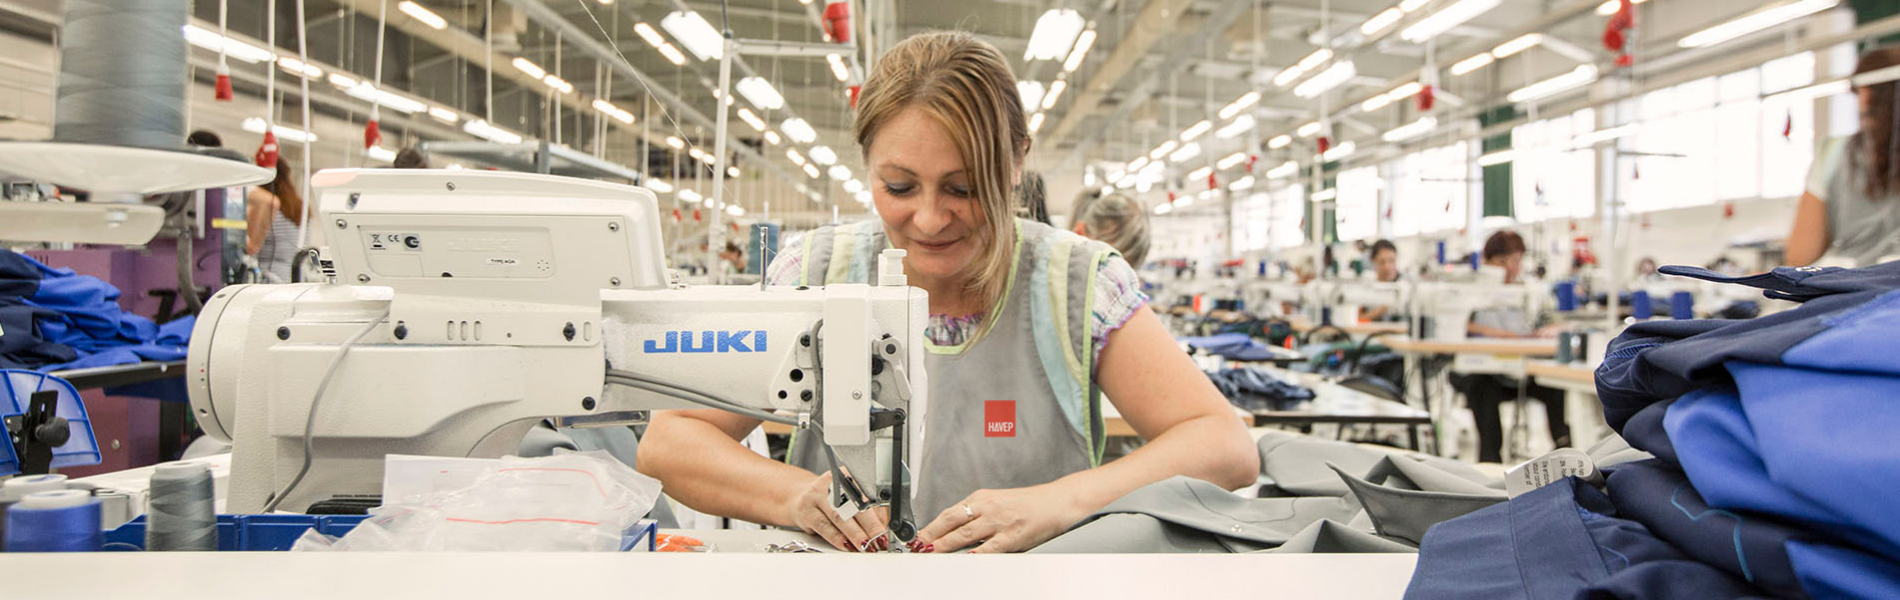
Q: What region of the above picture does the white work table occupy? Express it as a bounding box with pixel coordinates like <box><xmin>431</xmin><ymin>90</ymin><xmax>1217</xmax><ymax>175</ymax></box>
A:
<box><xmin>5</xmin><ymin>551</ymin><xmax>1420</xmax><ymax>600</ymax></box>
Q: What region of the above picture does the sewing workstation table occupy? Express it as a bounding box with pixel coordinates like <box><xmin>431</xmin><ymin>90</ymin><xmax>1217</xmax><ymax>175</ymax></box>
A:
<box><xmin>46</xmin><ymin>359</ymin><xmax>187</xmax><ymax>390</ymax></box>
<box><xmin>6</xmin><ymin>548</ymin><xmax>1420</xmax><ymax>599</ymax></box>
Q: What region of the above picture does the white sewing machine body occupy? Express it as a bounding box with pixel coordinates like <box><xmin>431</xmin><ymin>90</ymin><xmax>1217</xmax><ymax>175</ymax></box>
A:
<box><xmin>185</xmin><ymin>169</ymin><xmax>926</xmax><ymax>533</ymax></box>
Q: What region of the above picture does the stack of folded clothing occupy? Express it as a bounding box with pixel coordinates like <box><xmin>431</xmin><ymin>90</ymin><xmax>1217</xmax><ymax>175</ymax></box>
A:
<box><xmin>1404</xmin><ymin>263</ymin><xmax>1900</xmax><ymax>599</ymax></box>
<box><xmin>1205</xmin><ymin>367</ymin><xmax>1315</xmax><ymax>411</ymax></box>
<box><xmin>0</xmin><ymin>250</ymin><xmax>193</xmax><ymax>371</ymax></box>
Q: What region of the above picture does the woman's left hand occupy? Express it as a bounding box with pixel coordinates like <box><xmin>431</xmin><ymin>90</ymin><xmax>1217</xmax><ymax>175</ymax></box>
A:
<box><xmin>910</xmin><ymin>484</ymin><xmax>1088</xmax><ymax>553</ymax></box>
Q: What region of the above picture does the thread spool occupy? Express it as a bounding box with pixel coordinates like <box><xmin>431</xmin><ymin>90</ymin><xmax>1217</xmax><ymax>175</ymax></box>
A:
<box><xmin>1554</xmin><ymin>281</ymin><xmax>1578</xmax><ymax>312</ymax></box>
<box><xmin>1670</xmin><ymin>291</ymin><xmax>1694</xmax><ymax>320</ymax></box>
<box><xmin>146</xmin><ymin>461</ymin><xmax>217</xmax><ymax>551</ymax></box>
<box><xmin>5</xmin><ymin>490</ymin><xmax>102</xmax><ymax>552</ymax></box>
<box><xmin>2</xmin><ymin>474</ymin><xmax>69</xmax><ymax>501</ymax></box>
<box><xmin>1630</xmin><ymin>290</ymin><xmax>1653</xmax><ymax>320</ymax></box>
<box><xmin>53</xmin><ymin>0</ymin><xmax>189</xmax><ymax>149</ymax></box>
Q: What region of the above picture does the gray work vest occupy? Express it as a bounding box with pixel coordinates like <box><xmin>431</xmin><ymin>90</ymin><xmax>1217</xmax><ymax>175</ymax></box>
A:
<box><xmin>784</xmin><ymin>218</ymin><xmax>1122</xmax><ymax>521</ymax></box>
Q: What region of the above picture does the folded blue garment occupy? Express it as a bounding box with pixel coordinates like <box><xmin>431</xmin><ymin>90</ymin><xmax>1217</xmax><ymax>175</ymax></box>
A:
<box><xmin>1</xmin><ymin>250</ymin><xmax>193</xmax><ymax>372</ymax></box>
<box><xmin>1405</xmin><ymin>476</ymin><xmax>1764</xmax><ymax>600</ymax></box>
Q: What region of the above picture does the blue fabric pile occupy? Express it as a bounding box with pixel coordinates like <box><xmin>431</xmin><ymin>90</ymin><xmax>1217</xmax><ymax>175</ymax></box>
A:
<box><xmin>0</xmin><ymin>250</ymin><xmax>193</xmax><ymax>372</ymax></box>
<box><xmin>1204</xmin><ymin>367</ymin><xmax>1315</xmax><ymax>412</ymax></box>
<box><xmin>1405</xmin><ymin>262</ymin><xmax>1900</xmax><ymax>600</ymax></box>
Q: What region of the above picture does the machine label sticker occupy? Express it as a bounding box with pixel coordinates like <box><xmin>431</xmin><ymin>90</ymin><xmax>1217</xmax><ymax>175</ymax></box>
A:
<box><xmin>985</xmin><ymin>401</ymin><xmax>1016</xmax><ymax>437</ymax></box>
<box><xmin>643</xmin><ymin>331</ymin><xmax>769</xmax><ymax>353</ymax></box>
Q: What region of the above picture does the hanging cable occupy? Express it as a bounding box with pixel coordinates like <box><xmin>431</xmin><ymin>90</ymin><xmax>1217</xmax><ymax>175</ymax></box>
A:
<box><xmin>261</xmin><ymin>309</ymin><xmax>391</xmax><ymax>514</ymax></box>
<box><xmin>367</xmin><ymin>0</ymin><xmax>388</xmax><ymax>153</ymax></box>
<box><xmin>214</xmin><ymin>0</ymin><xmax>233</xmax><ymax>101</ymax></box>
<box><xmin>294</xmin><ymin>0</ymin><xmax>314</xmax><ymax>252</ymax></box>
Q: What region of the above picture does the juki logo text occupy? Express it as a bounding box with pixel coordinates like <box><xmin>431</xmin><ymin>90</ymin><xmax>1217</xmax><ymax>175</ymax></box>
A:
<box><xmin>643</xmin><ymin>331</ymin><xmax>769</xmax><ymax>353</ymax></box>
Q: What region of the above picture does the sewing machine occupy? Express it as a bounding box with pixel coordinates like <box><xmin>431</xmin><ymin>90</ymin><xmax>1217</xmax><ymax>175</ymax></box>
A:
<box><xmin>185</xmin><ymin>169</ymin><xmax>928</xmax><ymax>540</ymax></box>
<box><xmin>1410</xmin><ymin>279</ymin><xmax>1544</xmax><ymax>342</ymax></box>
<box><xmin>1319</xmin><ymin>279</ymin><xmax>1411</xmax><ymax>326</ymax></box>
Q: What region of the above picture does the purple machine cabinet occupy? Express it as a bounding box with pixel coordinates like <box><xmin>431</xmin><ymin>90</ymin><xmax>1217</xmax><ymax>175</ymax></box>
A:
<box><xmin>22</xmin><ymin>187</ymin><xmax>238</xmax><ymax>475</ymax></box>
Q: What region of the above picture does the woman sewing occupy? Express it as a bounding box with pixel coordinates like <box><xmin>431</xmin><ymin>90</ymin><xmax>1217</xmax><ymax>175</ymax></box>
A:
<box><xmin>637</xmin><ymin>31</ymin><xmax>1257</xmax><ymax>554</ymax></box>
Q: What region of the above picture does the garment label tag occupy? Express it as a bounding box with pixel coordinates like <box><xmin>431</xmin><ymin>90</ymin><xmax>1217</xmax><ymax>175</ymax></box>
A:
<box><xmin>984</xmin><ymin>401</ymin><xmax>1016</xmax><ymax>438</ymax></box>
<box><xmin>1505</xmin><ymin>448</ymin><xmax>1602</xmax><ymax>498</ymax></box>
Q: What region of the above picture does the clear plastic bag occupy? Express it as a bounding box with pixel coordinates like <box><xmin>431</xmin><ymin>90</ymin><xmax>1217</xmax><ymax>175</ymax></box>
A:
<box><xmin>294</xmin><ymin>450</ymin><xmax>662</xmax><ymax>552</ymax></box>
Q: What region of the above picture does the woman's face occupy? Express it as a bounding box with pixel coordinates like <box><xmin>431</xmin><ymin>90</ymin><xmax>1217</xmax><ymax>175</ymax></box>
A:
<box><xmin>1491</xmin><ymin>251</ymin><xmax>1526</xmax><ymax>283</ymax></box>
<box><xmin>868</xmin><ymin>107</ymin><xmax>985</xmax><ymax>284</ymax></box>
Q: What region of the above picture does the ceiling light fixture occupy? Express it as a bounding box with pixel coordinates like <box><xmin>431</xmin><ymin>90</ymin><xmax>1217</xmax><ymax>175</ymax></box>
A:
<box><xmin>1063</xmin><ymin>29</ymin><xmax>1098</xmax><ymax>72</ymax></box>
<box><xmin>1678</xmin><ymin>0</ymin><xmax>1841</xmax><ymax>48</ymax></box>
<box><xmin>1025</xmin><ymin>9</ymin><xmax>1086</xmax><ymax>61</ymax></box>
<box><xmin>1451</xmin><ymin>53</ymin><xmax>1496</xmax><ymax>75</ymax></box>
<box><xmin>1507</xmin><ymin>64</ymin><xmax>1599</xmax><ymax>103</ymax></box>
<box><xmin>1401</xmin><ymin>0</ymin><xmax>1502</xmax><ymax>43</ymax></box>
<box><xmin>1217</xmin><ymin>115</ymin><xmax>1257</xmax><ymax>139</ymax></box>
<box><xmin>661</xmin><ymin>11</ymin><xmax>724</xmax><ymax>61</ymax></box>
<box><xmin>1219</xmin><ymin>91</ymin><xmax>1261</xmax><ymax>120</ymax></box>
<box><xmin>735</xmin><ymin>77</ymin><xmax>785</xmax><ymax>110</ymax></box>
<box><xmin>397</xmin><ymin>1</ymin><xmax>447</xmax><ymax>30</ymax></box>
<box><xmin>1180</xmin><ymin>120</ymin><xmax>1212</xmax><ymax>141</ymax></box>
<box><xmin>781</xmin><ymin>118</ymin><xmax>817</xmax><ymax>143</ymax></box>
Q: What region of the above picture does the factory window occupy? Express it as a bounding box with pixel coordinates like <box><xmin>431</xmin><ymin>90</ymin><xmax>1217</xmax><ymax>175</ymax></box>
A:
<box><xmin>1511</xmin><ymin>109</ymin><xmax>1598</xmax><ymax>221</ymax></box>
<box><xmin>1620</xmin><ymin>52</ymin><xmax>1817</xmax><ymax>213</ymax></box>
<box><xmin>1390</xmin><ymin>142</ymin><xmax>1470</xmax><ymax>237</ymax></box>
<box><xmin>1270</xmin><ymin>183</ymin><xmax>1307</xmax><ymax>250</ymax></box>
<box><xmin>1335</xmin><ymin>166</ymin><xmax>1382</xmax><ymax>242</ymax></box>
<box><xmin>1234</xmin><ymin>193</ymin><xmax>1273</xmax><ymax>252</ymax></box>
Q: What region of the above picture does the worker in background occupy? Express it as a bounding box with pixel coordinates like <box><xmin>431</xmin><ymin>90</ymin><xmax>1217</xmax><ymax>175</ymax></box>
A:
<box><xmin>1455</xmin><ymin>230</ymin><xmax>1569</xmax><ymax>463</ymax></box>
<box><xmin>1361</xmin><ymin>239</ymin><xmax>1402</xmax><ymax>321</ymax></box>
<box><xmin>392</xmin><ymin>146</ymin><xmax>429</xmax><ymax>169</ymax></box>
<box><xmin>1788</xmin><ymin>46</ymin><xmax>1900</xmax><ymax>267</ymax></box>
<box><xmin>246</xmin><ymin>160</ymin><xmax>303</xmax><ymax>283</ymax></box>
<box><xmin>187</xmin><ymin>129</ymin><xmax>221</xmax><ymax>148</ymax></box>
<box><xmin>1069</xmin><ymin>191</ymin><xmax>1151</xmax><ymax>269</ymax></box>
<box><xmin>1017</xmin><ymin>171</ymin><xmax>1051</xmax><ymax>224</ymax></box>
<box><xmin>638</xmin><ymin>31</ymin><xmax>1257</xmax><ymax>554</ymax></box>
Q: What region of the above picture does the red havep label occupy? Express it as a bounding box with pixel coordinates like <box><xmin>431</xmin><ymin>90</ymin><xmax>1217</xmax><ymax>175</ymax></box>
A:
<box><xmin>985</xmin><ymin>401</ymin><xmax>1016</xmax><ymax>437</ymax></box>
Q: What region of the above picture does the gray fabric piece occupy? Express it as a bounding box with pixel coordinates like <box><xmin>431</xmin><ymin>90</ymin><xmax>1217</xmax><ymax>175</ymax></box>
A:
<box><xmin>1029</xmin><ymin>476</ymin><xmax>1362</xmax><ymax>553</ymax></box>
<box><xmin>1256</xmin><ymin>430</ymin><xmax>1499</xmax><ymax>497</ymax></box>
<box><xmin>1329</xmin><ymin>463</ymin><xmax>1505</xmax><ymax>546</ymax></box>
<box><xmin>786</xmin><ymin>220</ymin><xmax>1111</xmax><ymax>522</ymax></box>
<box><xmin>1263</xmin><ymin>520</ymin><xmax>1417</xmax><ymax>554</ymax></box>
<box><xmin>1032</xmin><ymin>432</ymin><xmax>1512</xmax><ymax>554</ymax></box>
<box><xmin>1029</xmin><ymin>513</ymin><xmax>1236</xmax><ymax>554</ymax></box>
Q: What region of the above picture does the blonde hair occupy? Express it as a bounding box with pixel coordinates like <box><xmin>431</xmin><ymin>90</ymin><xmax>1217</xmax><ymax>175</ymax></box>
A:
<box><xmin>855</xmin><ymin>31</ymin><xmax>1029</xmax><ymax>311</ymax></box>
<box><xmin>1072</xmin><ymin>192</ymin><xmax>1151</xmax><ymax>268</ymax></box>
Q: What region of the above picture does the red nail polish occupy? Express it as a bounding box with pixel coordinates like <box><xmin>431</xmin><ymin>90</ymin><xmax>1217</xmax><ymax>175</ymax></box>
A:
<box><xmin>922</xmin><ymin>544</ymin><xmax>934</xmax><ymax>553</ymax></box>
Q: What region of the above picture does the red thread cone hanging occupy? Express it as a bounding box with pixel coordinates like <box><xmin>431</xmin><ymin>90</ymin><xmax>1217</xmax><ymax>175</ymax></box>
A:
<box><xmin>824</xmin><ymin>1</ymin><xmax>852</xmax><ymax>43</ymax></box>
<box><xmin>1417</xmin><ymin>84</ymin><xmax>1436</xmax><ymax>112</ymax></box>
<box><xmin>364</xmin><ymin>105</ymin><xmax>382</xmax><ymax>149</ymax></box>
<box><xmin>214</xmin><ymin>62</ymin><xmax>234</xmax><ymax>102</ymax></box>
<box><xmin>254</xmin><ymin>130</ymin><xmax>280</xmax><ymax>169</ymax></box>
<box><xmin>364</xmin><ymin>119</ymin><xmax>382</xmax><ymax>150</ymax></box>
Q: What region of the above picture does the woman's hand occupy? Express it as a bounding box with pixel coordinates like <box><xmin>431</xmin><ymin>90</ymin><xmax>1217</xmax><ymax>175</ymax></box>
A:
<box><xmin>782</xmin><ymin>472</ymin><xmax>890</xmax><ymax>552</ymax></box>
<box><xmin>911</xmin><ymin>484</ymin><xmax>1088</xmax><ymax>553</ymax></box>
